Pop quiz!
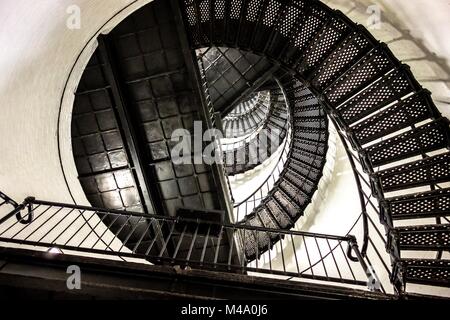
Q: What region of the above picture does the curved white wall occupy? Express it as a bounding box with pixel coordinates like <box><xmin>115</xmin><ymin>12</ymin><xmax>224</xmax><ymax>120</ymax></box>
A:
<box><xmin>0</xmin><ymin>0</ymin><xmax>152</xmax><ymax>204</ymax></box>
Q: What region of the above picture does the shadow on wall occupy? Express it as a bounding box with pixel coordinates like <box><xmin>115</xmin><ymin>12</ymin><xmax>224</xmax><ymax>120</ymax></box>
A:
<box><xmin>326</xmin><ymin>0</ymin><xmax>450</xmax><ymax>117</ymax></box>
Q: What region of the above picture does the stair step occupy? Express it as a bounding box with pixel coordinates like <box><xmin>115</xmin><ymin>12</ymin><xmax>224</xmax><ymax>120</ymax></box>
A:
<box><xmin>298</xmin><ymin>14</ymin><xmax>352</xmax><ymax>76</ymax></box>
<box><xmin>273</xmin><ymin>189</ymin><xmax>302</xmax><ymax>219</ymax></box>
<box><xmin>270</xmin><ymin>112</ymin><xmax>288</xmax><ymax>123</ymax></box>
<box><xmin>391</xmin><ymin>224</ymin><xmax>450</xmax><ymax>251</ymax></box>
<box><xmin>384</xmin><ymin>188</ymin><xmax>450</xmax><ymax>220</ymax></box>
<box><xmin>363</xmin><ymin>118</ymin><xmax>450</xmax><ymax>168</ymax></box>
<box><xmin>285</xmin><ymin>169</ymin><xmax>315</xmax><ymax>194</ymax></box>
<box><xmin>236</xmin><ymin>0</ymin><xmax>268</xmax><ymax>51</ymax></box>
<box><xmin>291</xmin><ymin>143</ymin><xmax>326</xmax><ymax>162</ymax></box>
<box><xmin>243</xmin><ymin>216</ymin><xmax>269</xmax><ymax>261</ymax></box>
<box><xmin>311</xmin><ymin>29</ymin><xmax>374</xmax><ymax>91</ymax></box>
<box><xmin>292</xmin><ymin>92</ymin><xmax>317</xmax><ymax>104</ymax></box>
<box><xmin>288</xmin><ymin>157</ymin><xmax>322</xmax><ymax>181</ymax></box>
<box><xmin>348</xmin><ymin>90</ymin><xmax>440</xmax><ymax>146</ymax></box>
<box><xmin>371</xmin><ymin>152</ymin><xmax>450</xmax><ymax>195</ymax></box>
<box><xmin>293</xmin><ymin>104</ymin><xmax>324</xmax><ymax>118</ymax></box>
<box><xmin>293</xmin><ymin>127</ymin><xmax>328</xmax><ymax>143</ymax></box>
<box><xmin>285</xmin><ymin>82</ymin><xmax>313</xmax><ymax>95</ymax></box>
<box><xmin>264</xmin><ymin>199</ymin><xmax>293</xmax><ymax>229</ymax></box>
<box><xmin>290</xmin><ymin>149</ymin><xmax>325</xmax><ymax>170</ymax></box>
<box><xmin>294</xmin><ymin>119</ymin><xmax>327</xmax><ymax>131</ymax></box>
<box><xmin>279</xmin><ymin>179</ymin><xmax>310</xmax><ymax>207</ymax></box>
<box><xmin>394</xmin><ymin>259</ymin><xmax>450</xmax><ymax>288</ymax></box>
<box><xmin>249</xmin><ymin>0</ymin><xmax>291</xmax><ymax>54</ymax></box>
<box><xmin>255</xmin><ymin>206</ymin><xmax>279</xmax><ymax>230</ymax></box>
<box><xmin>284</xmin><ymin>86</ymin><xmax>310</xmax><ymax>99</ymax></box>
<box><xmin>324</xmin><ymin>46</ymin><xmax>398</xmax><ymax>107</ymax></box>
<box><xmin>292</xmin><ymin>138</ymin><xmax>327</xmax><ymax>156</ymax></box>
<box><xmin>266</xmin><ymin>1</ymin><xmax>311</xmax><ymax>59</ymax></box>
<box><xmin>337</xmin><ymin>67</ymin><xmax>420</xmax><ymax>126</ymax></box>
<box><xmin>256</xmin><ymin>208</ymin><xmax>284</xmax><ymax>246</ymax></box>
<box><xmin>267</xmin><ymin>117</ymin><xmax>287</xmax><ymax>130</ymax></box>
<box><xmin>279</xmin><ymin>5</ymin><xmax>328</xmax><ymax>66</ymax></box>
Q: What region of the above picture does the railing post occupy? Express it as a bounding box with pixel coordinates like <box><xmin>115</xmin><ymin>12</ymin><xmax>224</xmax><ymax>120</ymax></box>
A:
<box><xmin>334</xmin><ymin>126</ymin><xmax>369</xmax><ymax>257</ymax></box>
<box><xmin>391</xmin><ymin>259</ymin><xmax>407</xmax><ymax>295</ymax></box>
<box><xmin>348</xmin><ymin>235</ymin><xmax>383</xmax><ymax>292</ymax></box>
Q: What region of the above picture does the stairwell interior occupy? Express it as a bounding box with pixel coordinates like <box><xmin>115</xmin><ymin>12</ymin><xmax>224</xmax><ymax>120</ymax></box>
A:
<box><xmin>0</xmin><ymin>0</ymin><xmax>449</xmax><ymax>299</ymax></box>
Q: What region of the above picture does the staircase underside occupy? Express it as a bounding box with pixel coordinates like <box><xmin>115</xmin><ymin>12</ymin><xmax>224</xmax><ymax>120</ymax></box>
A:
<box><xmin>66</xmin><ymin>0</ymin><xmax>450</xmax><ymax>294</ymax></box>
<box><xmin>181</xmin><ymin>0</ymin><xmax>450</xmax><ymax>292</ymax></box>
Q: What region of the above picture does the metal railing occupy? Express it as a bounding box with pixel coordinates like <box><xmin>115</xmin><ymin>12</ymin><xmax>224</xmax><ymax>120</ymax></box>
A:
<box><xmin>0</xmin><ymin>191</ymin><xmax>18</xmax><ymax>212</ymax></box>
<box><xmin>0</xmin><ymin>196</ymin><xmax>374</xmax><ymax>289</ymax></box>
<box><xmin>232</xmin><ymin>125</ymin><xmax>292</xmax><ymax>222</ymax></box>
<box><xmin>225</xmin><ymin>91</ymin><xmax>265</xmax><ymax>117</ymax></box>
<box><xmin>196</xmin><ymin>50</ymin><xmax>236</xmax><ymax>210</ymax></box>
<box><xmin>220</xmin><ymin>94</ymin><xmax>284</xmax><ymax>152</ymax></box>
<box><xmin>334</xmin><ymin>127</ymin><xmax>394</xmax><ymax>294</ymax></box>
<box><xmin>230</xmin><ymin>80</ymin><xmax>292</xmax><ymax>222</ymax></box>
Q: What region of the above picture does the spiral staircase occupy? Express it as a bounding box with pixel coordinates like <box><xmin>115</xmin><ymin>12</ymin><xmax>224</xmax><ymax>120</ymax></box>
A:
<box><xmin>0</xmin><ymin>0</ymin><xmax>449</xmax><ymax>299</ymax></box>
<box><xmin>178</xmin><ymin>0</ymin><xmax>450</xmax><ymax>292</ymax></box>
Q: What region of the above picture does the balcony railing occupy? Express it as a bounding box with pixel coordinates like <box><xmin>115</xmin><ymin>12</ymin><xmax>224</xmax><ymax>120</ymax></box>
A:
<box><xmin>0</xmin><ymin>194</ymin><xmax>375</xmax><ymax>290</ymax></box>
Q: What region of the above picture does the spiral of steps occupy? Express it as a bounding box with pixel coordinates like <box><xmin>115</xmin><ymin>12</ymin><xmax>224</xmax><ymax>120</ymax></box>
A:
<box><xmin>222</xmin><ymin>85</ymin><xmax>290</xmax><ymax>176</ymax></box>
<box><xmin>180</xmin><ymin>0</ymin><xmax>450</xmax><ymax>290</ymax></box>
<box><xmin>240</xmin><ymin>76</ymin><xmax>328</xmax><ymax>260</ymax></box>
<box><xmin>222</xmin><ymin>92</ymin><xmax>270</xmax><ymax>138</ymax></box>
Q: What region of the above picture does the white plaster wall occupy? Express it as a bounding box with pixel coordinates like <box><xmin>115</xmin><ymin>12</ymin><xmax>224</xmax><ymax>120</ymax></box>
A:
<box><xmin>0</xmin><ymin>0</ymin><xmax>158</xmax><ymax>265</ymax></box>
<box><xmin>0</xmin><ymin>0</ymin><xmax>152</xmax><ymax>204</ymax></box>
<box><xmin>380</xmin><ymin>0</ymin><xmax>450</xmax><ymax>67</ymax></box>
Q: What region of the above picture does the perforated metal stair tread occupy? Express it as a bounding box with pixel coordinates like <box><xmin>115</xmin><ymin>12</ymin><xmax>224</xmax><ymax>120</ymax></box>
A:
<box><xmin>349</xmin><ymin>91</ymin><xmax>438</xmax><ymax>147</ymax></box>
<box><xmin>391</xmin><ymin>224</ymin><xmax>450</xmax><ymax>251</ymax></box>
<box><xmin>383</xmin><ymin>188</ymin><xmax>450</xmax><ymax>220</ymax></box>
<box><xmin>324</xmin><ymin>47</ymin><xmax>398</xmax><ymax>106</ymax></box>
<box><xmin>395</xmin><ymin>259</ymin><xmax>450</xmax><ymax>287</ymax></box>
<box><xmin>336</xmin><ymin>67</ymin><xmax>420</xmax><ymax>126</ymax></box>
<box><xmin>363</xmin><ymin>118</ymin><xmax>450</xmax><ymax>168</ymax></box>
<box><xmin>371</xmin><ymin>152</ymin><xmax>450</xmax><ymax>195</ymax></box>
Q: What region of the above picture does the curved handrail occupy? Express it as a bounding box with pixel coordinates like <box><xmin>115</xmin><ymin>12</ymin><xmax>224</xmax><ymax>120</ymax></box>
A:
<box><xmin>0</xmin><ymin>191</ymin><xmax>18</xmax><ymax>208</ymax></box>
<box><xmin>333</xmin><ymin>125</ymin><xmax>369</xmax><ymax>257</ymax></box>
<box><xmin>233</xmin><ymin>124</ymin><xmax>291</xmax><ymax>222</ymax></box>
<box><xmin>220</xmin><ymin>96</ymin><xmax>283</xmax><ymax>150</ymax></box>
<box><xmin>225</xmin><ymin>91</ymin><xmax>266</xmax><ymax>118</ymax></box>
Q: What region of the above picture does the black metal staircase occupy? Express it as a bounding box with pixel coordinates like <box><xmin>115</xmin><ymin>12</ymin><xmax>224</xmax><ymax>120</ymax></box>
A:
<box><xmin>239</xmin><ymin>76</ymin><xmax>328</xmax><ymax>260</ymax></box>
<box><xmin>179</xmin><ymin>0</ymin><xmax>450</xmax><ymax>293</ymax></box>
<box><xmin>221</xmin><ymin>85</ymin><xmax>290</xmax><ymax>176</ymax></box>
